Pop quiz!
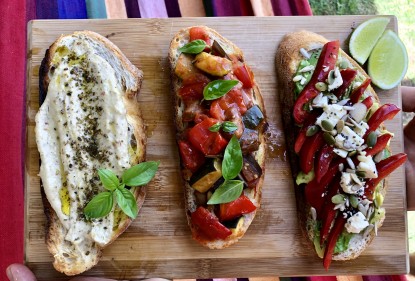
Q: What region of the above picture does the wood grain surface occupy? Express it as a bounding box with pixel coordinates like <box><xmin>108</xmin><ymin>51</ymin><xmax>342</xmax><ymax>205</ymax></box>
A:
<box><xmin>25</xmin><ymin>16</ymin><xmax>408</xmax><ymax>280</ymax></box>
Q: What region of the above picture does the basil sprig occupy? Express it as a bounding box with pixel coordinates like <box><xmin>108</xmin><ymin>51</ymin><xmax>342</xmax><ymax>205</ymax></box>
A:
<box><xmin>84</xmin><ymin>161</ymin><xmax>159</xmax><ymax>219</ymax></box>
<box><xmin>207</xmin><ymin>136</ymin><xmax>244</xmax><ymax>205</ymax></box>
<box><xmin>209</xmin><ymin>121</ymin><xmax>238</xmax><ymax>133</ymax></box>
<box><xmin>203</xmin><ymin>80</ymin><xmax>239</xmax><ymax>101</ymax></box>
<box><xmin>178</xmin><ymin>39</ymin><xmax>206</xmax><ymax>54</ymax></box>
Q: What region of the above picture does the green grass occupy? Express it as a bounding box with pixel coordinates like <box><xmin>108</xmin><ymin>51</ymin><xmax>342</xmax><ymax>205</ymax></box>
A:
<box><xmin>309</xmin><ymin>0</ymin><xmax>377</xmax><ymax>15</ymax></box>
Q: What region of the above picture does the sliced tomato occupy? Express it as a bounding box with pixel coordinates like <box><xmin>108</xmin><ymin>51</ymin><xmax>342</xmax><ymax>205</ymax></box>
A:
<box><xmin>299</xmin><ymin>131</ymin><xmax>324</xmax><ymax>174</ymax></box>
<box><xmin>189</xmin><ymin>27</ymin><xmax>211</xmax><ymax>51</ymax></box>
<box><xmin>293</xmin><ymin>40</ymin><xmax>340</xmax><ymax>124</ymax></box>
<box><xmin>332</xmin><ymin>68</ymin><xmax>357</xmax><ymax>98</ymax></box>
<box><xmin>349</xmin><ymin>78</ymin><xmax>371</xmax><ymax>104</ymax></box>
<box><xmin>219</xmin><ymin>195</ymin><xmax>256</xmax><ymax>221</ymax></box>
<box><xmin>365</xmin><ymin>153</ymin><xmax>407</xmax><ymax>200</ymax></box>
<box><xmin>234</xmin><ymin>62</ymin><xmax>254</xmax><ymax>89</ymax></box>
<box><xmin>210</xmin><ymin>89</ymin><xmax>247</xmax><ymax>121</ymax></box>
<box><xmin>188</xmin><ymin>118</ymin><xmax>228</xmax><ymax>156</ymax></box>
<box><xmin>323</xmin><ymin>216</ymin><xmax>347</xmax><ymax>270</ymax></box>
<box><xmin>315</xmin><ymin>144</ymin><xmax>335</xmax><ymax>183</ymax></box>
<box><xmin>191</xmin><ymin>206</ymin><xmax>232</xmax><ymax>240</ymax></box>
<box><xmin>364</xmin><ymin>104</ymin><xmax>400</xmax><ymax>140</ymax></box>
<box><xmin>178</xmin><ymin>140</ymin><xmax>206</xmax><ymax>173</ymax></box>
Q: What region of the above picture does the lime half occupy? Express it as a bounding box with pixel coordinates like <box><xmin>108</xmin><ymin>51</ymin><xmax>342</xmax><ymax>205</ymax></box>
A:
<box><xmin>349</xmin><ymin>17</ymin><xmax>390</xmax><ymax>65</ymax></box>
<box><xmin>368</xmin><ymin>29</ymin><xmax>408</xmax><ymax>90</ymax></box>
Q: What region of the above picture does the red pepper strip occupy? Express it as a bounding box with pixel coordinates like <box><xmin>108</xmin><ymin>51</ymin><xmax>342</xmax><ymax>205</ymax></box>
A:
<box><xmin>320</xmin><ymin>177</ymin><xmax>341</xmax><ymax>244</ymax></box>
<box><xmin>305</xmin><ymin>158</ymin><xmax>345</xmax><ymax>218</ymax></box>
<box><xmin>363</xmin><ymin>104</ymin><xmax>400</xmax><ymax>140</ymax></box>
<box><xmin>300</xmin><ymin>131</ymin><xmax>325</xmax><ymax>174</ymax></box>
<box><xmin>323</xmin><ymin>216</ymin><xmax>347</xmax><ymax>270</ymax></box>
<box><xmin>219</xmin><ymin>195</ymin><xmax>257</xmax><ymax>221</ymax></box>
<box><xmin>191</xmin><ymin>206</ymin><xmax>232</xmax><ymax>240</ymax></box>
<box><xmin>294</xmin><ymin>112</ymin><xmax>319</xmax><ymax>154</ymax></box>
<box><xmin>361</xmin><ymin>96</ymin><xmax>373</xmax><ymax>109</ymax></box>
<box><xmin>364</xmin><ymin>134</ymin><xmax>393</xmax><ymax>157</ymax></box>
<box><xmin>178</xmin><ymin>140</ymin><xmax>206</xmax><ymax>173</ymax></box>
<box><xmin>365</xmin><ymin>153</ymin><xmax>407</xmax><ymax>200</ymax></box>
<box><xmin>332</xmin><ymin>68</ymin><xmax>357</xmax><ymax>98</ymax></box>
<box><xmin>293</xmin><ymin>40</ymin><xmax>340</xmax><ymax>124</ymax></box>
<box><xmin>350</xmin><ymin>78</ymin><xmax>371</xmax><ymax>104</ymax></box>
<box><xmin>315</xmin><ymin>144</ymin><xmax>335</xmax><ymax>183</ymax></box>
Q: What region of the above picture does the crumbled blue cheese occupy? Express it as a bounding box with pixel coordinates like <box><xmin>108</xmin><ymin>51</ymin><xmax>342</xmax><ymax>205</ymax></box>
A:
<box><xmin>357</xmin><ymin>155</ymin><xmax>378</xmax><ymax>178</ymax></box>
<box><xmin>353</xmin><ymin>121</ymin><xmax>369</xmax><ymax>137</ymax></box>
<box><xmin>316</xmin><ymin>104</ymin><xmax>347</xmax><ymax>130</ymax></box>
<box><xmin>335</xmin><ymin>126</ymin><xmax>364</xmax><ymax>151</ymax></box>
<box><xmin>312</xmin><ymin>93</ymin><xmax>329</xmax><ymax>108</ymax></box>
<box><xmin>333</xmin><ymin>147</ymin><xmax>348</xmax><ymax>158</ymax></box>
<box><xmin>340</xmin><ymin>172</ymin><xmax>364</xmax><ymax>194</ymax></box>
<box><xmin>327</xmin><ymin>67</ymin><xmax>343</xmax><ymax>91</ymax></box>
<box><xmin>346</xmin><ymin>211</ymin><xmax>369</xmax><ymax>233</ymax></box>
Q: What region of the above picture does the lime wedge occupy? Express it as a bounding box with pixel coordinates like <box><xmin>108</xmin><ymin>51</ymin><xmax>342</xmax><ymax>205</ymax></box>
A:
<box><xmin>349</xmin><ymin>17</ymin><xmax>390</xmax><ymax>65</ymax></box>
<box><xmin>368</xmin><ymin>30</ymin><xmax>408</xmax><ymax>90</ymax></box>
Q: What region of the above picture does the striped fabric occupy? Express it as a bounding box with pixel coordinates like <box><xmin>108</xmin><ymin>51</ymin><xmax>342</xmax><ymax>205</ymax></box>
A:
<box><xmin>34</xmin><ymin>0</ymin><xmax>313</xmax><ymax>19</ymax></box>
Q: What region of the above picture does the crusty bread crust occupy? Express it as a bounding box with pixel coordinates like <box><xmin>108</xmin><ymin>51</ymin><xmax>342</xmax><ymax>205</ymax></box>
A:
<box><xmin>169</xmin><ymin>26</ymin><xmax>267</xmax><ymax>249</ymax></box>
<box><xmin>37</xmin><ymin>31</ymin><xmax>145</xmax><ymax>275</ymax></box>
<box><xmin>276</xmin><ymin>31</ymin><xmax>387</xmax><ymax>261</ymax></box>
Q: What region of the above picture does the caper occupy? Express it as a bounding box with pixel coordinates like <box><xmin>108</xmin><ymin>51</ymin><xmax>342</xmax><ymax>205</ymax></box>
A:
<box><xmin>339</xmin><ymin>59</ymin><xmax>348</xmax><ymax>69</ymax></box>
<box><xmin>356</xmin><ymin>170</ymin><xmax>366</xmax><ymax>178</ymax></box>
<box><xmin>315</xmin><ymin>82</ymin><xmax>327</xmax><ymax>92</ymax></box>
<box><xmin>349</xmin><ymin>195</ymin><xmax>359</xmax><ymax>208</ymax></box>
<box><xmin>306</xmin><ymin>125</ymin><xmax>319</xmax><ymax>137</ymax></box>
<box><xmin>374</xmin><ymin>192</ymin><xmax>384</xmax><ymax>207</ymax></box>
<box><xmin>321</xmin><ymin>120</ymin><xmax>334</xmax><ymax>131</ymax></box>
<box><xmin>367</xmin><ymin>132</ymin><xmax>378</xmax><ymax>148</ymax></box>
<box><xmin>332</xmin><ymin>194</ymin><xmax>346</xmax><ymax>204</ymax></box>
<box><xmin>323</xmin><ymin>132</ymin><xmax>336</xmax><ymax>145</ymax></box>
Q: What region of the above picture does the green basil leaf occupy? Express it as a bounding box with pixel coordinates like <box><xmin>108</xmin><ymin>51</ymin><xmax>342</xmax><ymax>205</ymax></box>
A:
<box><xmin>207</xmin><ymin>180</ymin><xmax>244</xmax><ymax>204</ymax></box>
<box><xmin>209</xmin><ymin>122</ymin><xmax>222</xmax><ymax>132</ymax></box>
<box><xmin>222</xmin><ymin>135</ymin><xmax>243</xmax><ymax>180</ymax></box>
<box><xmin>122</xmin><ymin>161</ymin><xmax>160</xmax><ymax>187</ymax></box>
<box><xmin>178</xmin><ymin>39</ymin><xmax>206</xmax><ymax>54</ymax></box>
<box><xmin>222</xmin><ymin>121</ymin><xmax>238</xmax><ymax>133</ymax></box>
<box><xmin>203</xmin><ymin>80</ymin><xmax>239</xmax><ymax>101</ymax></box>
<box><xmin>98</xmin><ymin>169</ymin><xmax>119</xmax><ymax>191</ymax></box>
<box><xmin>84</xmin><ymin>191</ymin><xmax>113</xmax><ymax>219</ymax></box>
<box><xmin>115</xmin><ymin>188</ymin><xmax>138</xmax><ymax>219</ymax></box>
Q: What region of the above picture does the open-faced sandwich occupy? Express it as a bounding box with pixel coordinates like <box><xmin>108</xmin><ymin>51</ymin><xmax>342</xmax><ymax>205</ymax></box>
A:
<box><xmin>276</xmin><ymin>31</ymin><xmax>407</xmax><ymax>269</ymax></box>
<box><xmin>36</xmin><ymin>31</ymin><xmax>152</xmax><ymax>275</ymax></box>
<box><xmin>169</xmin><ymin>26</ymin><xmax>267</xmax><ymax>248</ymax></box>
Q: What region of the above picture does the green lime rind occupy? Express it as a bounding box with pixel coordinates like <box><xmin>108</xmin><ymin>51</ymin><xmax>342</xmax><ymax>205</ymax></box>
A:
<box><xmin>349</xmin><ymin>17</ymin><xmax>390</xmax><ymax>65</ymax></box>
<box><xmin>368</xmin><ymin>29</ymin><xmax>408</xmax><ymax>90</ymax></box>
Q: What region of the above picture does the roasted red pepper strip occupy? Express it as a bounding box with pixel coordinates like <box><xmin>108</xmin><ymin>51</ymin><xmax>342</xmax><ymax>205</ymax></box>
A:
<box><xmin>178</xmin><ymin>140</ymin><xmax>206</xmax><ymax>173</ymax></box>
<box><xmin>332</xmin><ymin>68</ymin><xmax>357</xmax><ymax>98</ymax></box>
<box><xmin>191</xmin><ymin>206</ymin><xmax>232</xmax><ymax>240</ymax></box>
<box><xmin>300</xmin><ymin>131</ymin><xmax>325</xmax><ymax>174</ymax></box>
<box><xmin>350</xmin><ymin>78</ymin><xmax>371</xmax><ymax>104</ymax></box>
<box><xmin>305</xmin><ymin>158</ymin><xmax>345</xmax><ymax>218</ymax></box>
<box><xmin>293</xmin><ymin>40</ymin><xmax>340</xmax><ymax>124</ymax></box>
<box><xmin>315</xmin><ymin>144</ymin><xmax>335</xmax><ymax>183</ymax></box>
<box><xmin>188</xmin><ymin>118</ymin><xmax>228</xmax><ymax>156</ymax></box>
<box><xmin>233</xmin><ymin>62</ymin><xmax>254</xmax><ymax>89</ymax></box>
<box><xmin>364</xmin><ymin>104</ymin><xmax>400</xmax><ymax>140</ymax></box>
<box><xmin>219</xmin><ymin>195</ymin><xmax>257</xmax><ymax>221</ymax></box>
<box><xmin>361</xmin><ymin>96</ymin><xmax>373</xmax><ymax>109</ymax></box>
<box><xmin>294</xmin><ymin>112</ymin><xmax>319</xmax><ymax>154</ymax></box>
<box><xmin>320</xmin><ymin>177</ymin><xmax>341</xmax><ymax>244</ymax></box>
<box><xmin>323</xmin><ymin>216</ymin><xmax>347</xmax><ymax>270</ymax></box>
<box><xmin>365</xmin><ymin>153</ymin><xmax>407</xmax><ymax>200</ymax></box>
<box><xmin>189</xmin><ymin>27</ymin><xmax>211</xmax><ymax>51</ymax></box>
<box><xmin>364</xmin><ymin>134</ymin><xmax>392</xmax><ymax>157</ymax></box>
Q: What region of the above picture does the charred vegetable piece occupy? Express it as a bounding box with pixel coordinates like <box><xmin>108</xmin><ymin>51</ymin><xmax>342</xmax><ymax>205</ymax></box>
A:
<box><xmin>189</xmin><ymin>158</ymin><xmax>223</xmax><ymax>193</ymax></box>
<box><xmin>191</xmin><ymin>206</ymin><xmax>232</xmax><ymax>240</ymax></box>
<box><xmin>175</xmin><ymin>53</ymin><xmax>200</xmax><ymax>79</ymax></box>
<box><xmin>219</xmin><ymin>195</ymin><xmax>256</xmax><ymax>221</ymax></box>
<box><xmin>178</xmin><ymin>140</ymin><xmax>206</xmax><ymax>173</ymax></box>
<box><xmin>242</xmin><ymin>105</ymin><xmax>264</xmax><ymax>129</ymax></box>
<box><xmin>194</xmin><ymin>52</ymin><xmax>233</xmax><ymax>76</ymax></box>
<box><xmin>240</xmin><ymin>154</ymin><xmax>262</xmax><ymax>189</ymax></box>
<box><xmin>211</xmin><ymin>40</ymin><xmax>229</xmax><ymax>58</ymax></box>
<box><xmin>221</xmin><ymin>216</ymin><xmax>243</xmax><ymax>229</ymax></box>
<box><xmin>239</xmin><ymin>128</ymin><xmax>260</xmax><ymax>154</ymax></box>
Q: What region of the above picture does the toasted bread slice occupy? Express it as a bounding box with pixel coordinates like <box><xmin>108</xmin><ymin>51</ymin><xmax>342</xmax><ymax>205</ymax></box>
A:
<box><xmin>36</xmin><ymin>31</ymin><xmax>145</xmax><ymax>275</ymax></box>
<box><xmin>276</xmin><ymin>31</ymin><xmax>390</xmax><ymax>263</ymax></box>
<box><xmin>169</xmin><ymin>26</ymin><xmax>267</xmax><ymax>249</ymax></box>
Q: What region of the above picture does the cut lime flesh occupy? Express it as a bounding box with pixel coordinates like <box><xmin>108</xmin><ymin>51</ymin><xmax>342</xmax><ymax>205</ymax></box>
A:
<box><xmin>368</xmin><ymin>29</ymin><xmax>408</xmax><ymax>90</ymax></box>
<box><xmin>349</xmin><ymin>17</ymin><xmax>390</xmax><ymax>65</ymax></box>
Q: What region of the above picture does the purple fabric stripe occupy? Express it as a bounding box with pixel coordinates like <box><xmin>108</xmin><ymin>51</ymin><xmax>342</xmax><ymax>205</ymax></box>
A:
<box><xmin>211</xmin><ymin>0</ymin><xmax>243</xmax><ymax>16</ymax></box>
<box><xmin>124</xmin><ymin>0</ymin><xmax>141</xmax><ymax>18</ymax></box>
<box><xmin>27</xmin><ymin>0</ymin><xmax>37</xmax><ymax>20</ymax></box>
<box><xmin>57</xmin><ymin>0</ymin><xmax>87</xmax><ymax>19</ymax></box>
<box><xmin>164</xmin><ymin>0</ymin><xmax>181</xmax><ymax>17</ymax></box>
<box><xmin>36</xmin><ymin>0</ymin><xmax>59</xmax><ymax>19</ymax></box>
<box><xmin>137</xmin><ymin>0</ymin><xmax>168</xmax><ymax>18</ymax></box>
<box><xmin>270</xmin><ymin>0</ymin><xmax>292</xmax><ymax>16</ymax></box>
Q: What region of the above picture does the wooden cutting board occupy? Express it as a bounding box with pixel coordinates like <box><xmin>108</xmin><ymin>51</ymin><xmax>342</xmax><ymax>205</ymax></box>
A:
<box><xmin>25</xmin><ymin>16</ymin><xmax>408</xmax><ymax>280</ymax></box>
